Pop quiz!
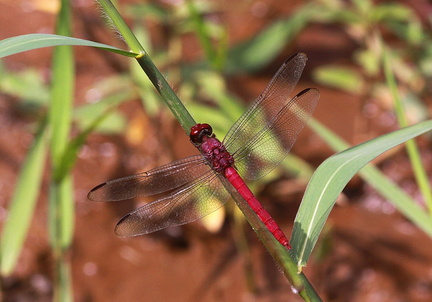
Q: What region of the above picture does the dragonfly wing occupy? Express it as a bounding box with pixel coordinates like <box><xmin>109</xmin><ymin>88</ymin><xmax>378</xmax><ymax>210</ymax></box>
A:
<box><xmin>114</xmin><ymin>170</ymin><xmax>231</xmax><ymax>236</ymax></box>
<box><xmin>88</xmin><ymin>155</ymin><xmax>209</xmax><ymax>201</ymax></box>
<box><xmin>224</xmin><ymin>53</ymin><xmax>308</xmax><ymax>154</ymax></box>
<box><xmin>233</xmin><ymin>88</ymin><xmax>319</xmax><ymax>180</ymax></box>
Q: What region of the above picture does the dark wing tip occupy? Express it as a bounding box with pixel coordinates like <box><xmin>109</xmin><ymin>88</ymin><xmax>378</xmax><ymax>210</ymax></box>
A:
<box><xmin>114</xmin><ymin>214</ymin><xmax>133</xmax><ymax>237</ymax></box>
<box><xmin>296</xmin><ymin>87</ymin><xmax>320</xmax><ymax>97</ymax></box>
<box><xmin>87</xmin><ymin>182</ymin><xmax>107</xmax><ymax>201</ymax></box>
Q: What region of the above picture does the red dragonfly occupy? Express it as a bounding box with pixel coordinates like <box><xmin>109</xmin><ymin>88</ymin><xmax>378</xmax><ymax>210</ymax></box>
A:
<box><xmin>88</xmin><ymin>53</ymin><xmax>319</xmax><ymax>249</ymax></box>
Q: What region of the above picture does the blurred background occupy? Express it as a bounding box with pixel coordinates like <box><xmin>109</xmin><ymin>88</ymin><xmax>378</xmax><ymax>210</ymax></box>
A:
<box><xmin>1</xmin><ymin>0</ymin><xmax>432</xmax><ymax>301</ymax></box>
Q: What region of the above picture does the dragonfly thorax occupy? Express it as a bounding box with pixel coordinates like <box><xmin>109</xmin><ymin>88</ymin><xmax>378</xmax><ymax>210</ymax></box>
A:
<box><xmin>190</xmin><ymin>123</ymin><xmax>235</xmax><ymax>172</ymax></box>
<box><xmin>199</xmin><ymin>135</ymin><xmax>234</xmax><ymax>173</ymax></box>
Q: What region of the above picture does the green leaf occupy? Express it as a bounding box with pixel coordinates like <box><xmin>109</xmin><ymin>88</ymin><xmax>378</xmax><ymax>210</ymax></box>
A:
<box><xmin>49</xmin><ymin>4</ymin><xmax>75</xmax><ymax>300</ymax></box>
<box><xmin>371</xmin><ymin>3</ymin><xmax>413</xmax><ymax>23</ymax></box>
<box><xmin>291</xmin><ymin>119</ymin><xmax>432</xmax><ymax>269</ymax></box>
<box><xmin>0</xmin><ymin>120</ymin><xmax>47</xmax><ymax>275</ymax></box>
<box><xmin>225</xmin><ymin>4</ymin><xmax>315</xmax><ymax>74</ymax></box>
<box><xmin>354</xmin><ymin>49</ymin><xmax>381</xmax><ymax>76</ymax></box>
<box><xmin>48</xmin><ymin>0</ymin><xmax>75</xmax><ymax>254</ymax></box>
<box><xmin>382</xmin><ymin>47</ymin><xmax>432</xmax><ymax>214</ymax></box>
<box><xmin>0</xmin><ymin>64</ymin><xmax>50</xmax><ymax>108</ymax></box>
<box><xmin>0</xmin><ymin>34</ymin><xmax>138</xmax><ymax>58</ymax></box>
<box><xmin>74</xmin><ymin>92</ymin><xmax>129</xmax><ymax>134</ymax></box>
<box><xmin>124</xmin><ymin>3</ymin><xmax>169</xmax><ymax>22</ymax></box>
<box><xmin>313</xmin><ymin>65</ymin><xmax>364</xmax><ymax>94</ymax></box>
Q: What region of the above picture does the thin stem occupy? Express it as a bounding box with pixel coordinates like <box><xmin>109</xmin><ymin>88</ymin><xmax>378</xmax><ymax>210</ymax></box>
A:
<box><xmin>98</xmin><ymin>0</ymin><xmax>196</xmax><ymax>133</ymax></box>
<box><xmin>135</xmin><ymin>55</ymin><xmax>196</xmax><ymax>132</ymax></box>
<box><xmin>97</xmin><ymin>0</ymin><xmax>144</xmax><ymax>55</ymax></box>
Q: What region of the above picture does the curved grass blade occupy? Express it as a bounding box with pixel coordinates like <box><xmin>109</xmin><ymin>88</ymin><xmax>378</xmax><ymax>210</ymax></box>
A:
<box><xmin>291</xmin><ymin>119</ymin><xmax>432</xmax><ymax>269</ymax></box>
<box><xmin>0</xmin><ymin>34</ymin><xmax>139</xmax><ymax>59</ymax></box>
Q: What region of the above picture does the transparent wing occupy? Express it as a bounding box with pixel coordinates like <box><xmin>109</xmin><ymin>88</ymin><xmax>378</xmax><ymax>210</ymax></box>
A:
<box><xmin>224</xmin><ymin>53</ymin><xmax>308</xmax><ymax>155</ymax></box>
<box><xmin>88</xmin><ymin>155</ymin><xmax>209</xmax><ymax>201</ymax></box>
<box><xmin>114</xmin><ymin>170</ymin><xmax>231</xmax><ymax>236</ymax></box>
<box><xmin>232</xmin><ymin>88</ymin><xmax>319</xmax><ymax>180</ymax></box>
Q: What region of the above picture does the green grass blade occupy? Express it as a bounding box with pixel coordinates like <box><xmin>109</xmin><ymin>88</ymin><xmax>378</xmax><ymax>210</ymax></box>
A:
<box><xmin>185</xmin><ymin>0</ymin><xmax>221</xmax><ymax>69</ymax></box>
<box><xmin>0</xmin><ymin>119</ymin><xmax>47</xmax><ymax>275</ymax></box>
<box><xmin>359</xmin><ymin>164</ymin><xmax>432</xmax><ymax>235</ymax></box>
<box><xmin>53</xmin><ymin>259</ymin><xmax>72</xmax><ymax>302</ymax></box>
<box><xmin>382</xmin><ymin>47</ymin><xmax>432</xmax><ymax>214</ymax></box>
<box><xmin>0</xmin><ymin>34</ymin><xmax>138</xmax><ymax>58</ymax></box>
<box><xmin>48</xmin><ymin>1</ymin><xmax>75</xmax><ymax>300</ymax></box>
<box><xmin>291</xmin><ymin>119</ymin><xmax>432</xmax><ymax>269</ymax></box>
<box><xmin>49</xmin><ymin>176</ymin><xmax>74</xmax><ymax>250</ymax></box>
<box><xmin>48</xmin><ymin>44</ymin><xmax>74</xmax><ymax>247</ymax></box>
<box><xmin>74</xmin><ymin>94</ymin><xmax>128</xmax><ymax>134</ymax></box>
<box><xmin>312</xmin><ymin>65</ymin><xmax>364</xmax><ymax>94</ymax></box>
<box><xmin>49</xmin><ymin>44</ymin><xmax>74</xmax><ymax>170</ymax></box>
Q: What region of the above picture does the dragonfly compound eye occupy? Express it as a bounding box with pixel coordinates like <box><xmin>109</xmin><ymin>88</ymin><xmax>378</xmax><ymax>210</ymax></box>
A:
<box><xmin>190</xmin><ymin>123</ymin><xmax>213</xmax><ymax>144</ymax></box>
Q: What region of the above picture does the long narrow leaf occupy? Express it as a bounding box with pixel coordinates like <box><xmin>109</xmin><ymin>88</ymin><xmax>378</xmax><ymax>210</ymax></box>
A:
<box><xmin>359</xmin><ymin>165</ymin><xmax>432</xmax><ymax>235</ymax></box>
<box><xmin>48</xmin><ymin>2</ymin><xmax>75</xmax><ymax>300</ymax></box>
<box><xmin>48</xmin><ymin>43</ymin><xmax>75</xmax><ymax>250</ymax></box>
<box><xmin>291</xmin><ymin>119</ymin><xmax>432</xmax><ymax>269</ymax></box>
<box><xmin>383</xmin><ymin>47</ymin><xmax>432</xmax><ymax>214</ymax></box>
<box><xmin>0</xmin><ymin>120</ymin><xmax>47</xmax><ymax>275</ymax></box>
<box><xmin>307</xmin><ymin>116</ymin><xmax>432</xmax><ymax>230</ymax></box>
<box><xmin>0</xmin><ymin>34</ymin><xmax>138</xmax><ymax>58</ymax></box>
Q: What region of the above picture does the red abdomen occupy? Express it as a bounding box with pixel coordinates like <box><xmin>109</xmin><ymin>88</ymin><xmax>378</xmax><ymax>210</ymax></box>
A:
<box><xmin>224</xmin><ymin>167</ymin><xmax>291</xmax><ymax>249</ymax></box>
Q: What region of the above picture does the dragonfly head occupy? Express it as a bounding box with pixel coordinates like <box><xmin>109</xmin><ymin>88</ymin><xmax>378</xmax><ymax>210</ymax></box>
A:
<box><xmin>190</xmin><ymin>123</ymin><xmax>213</xmax><ymax>144</ymax></box>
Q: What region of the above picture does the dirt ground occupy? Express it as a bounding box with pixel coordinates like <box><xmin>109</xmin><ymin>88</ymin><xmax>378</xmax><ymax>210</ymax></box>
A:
<box><xmin>1</xmin><ymin>0</ymin><xmax>432</xmax><ymax>301</ymax></box>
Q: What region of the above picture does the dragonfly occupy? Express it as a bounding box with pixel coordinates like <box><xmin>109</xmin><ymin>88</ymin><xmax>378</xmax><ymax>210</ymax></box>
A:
<box><xmin>88</xmin><ymin>53</ymin><xmax>319</xmax><ymax>249</ymax></box>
